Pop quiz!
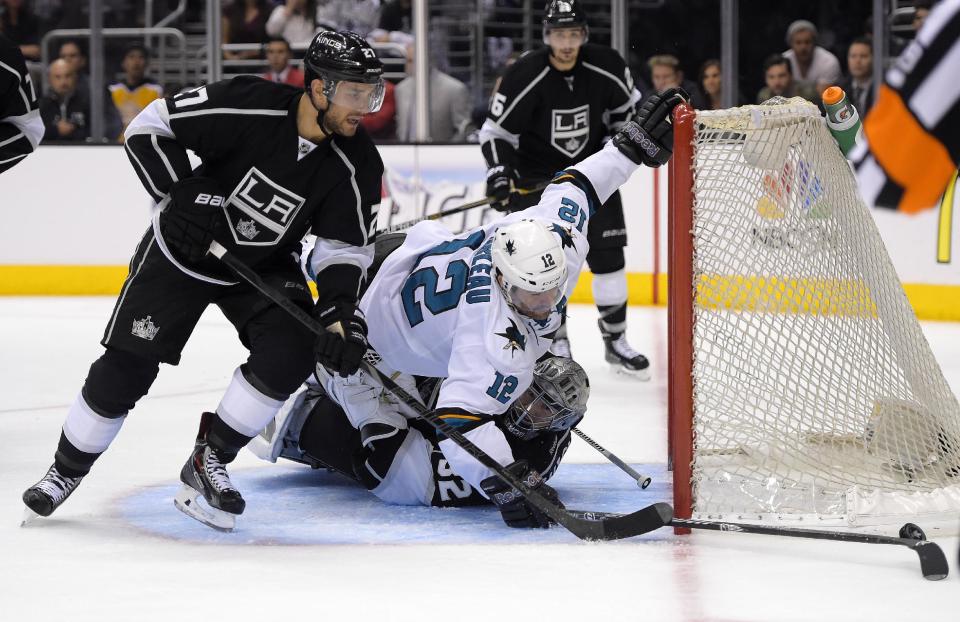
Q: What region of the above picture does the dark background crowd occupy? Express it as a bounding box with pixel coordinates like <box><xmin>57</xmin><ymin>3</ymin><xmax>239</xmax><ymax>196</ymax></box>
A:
<box><xmin>0</xmin><ymin>0</ymin><xmax>937</xmax><ymax>144</ymax></box>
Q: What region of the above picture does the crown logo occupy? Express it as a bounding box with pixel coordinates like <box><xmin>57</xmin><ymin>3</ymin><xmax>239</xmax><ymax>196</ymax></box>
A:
<box><xmin>131</xmin><ymin>315</ymin><xmax>159</xmax><ymax>340</ymax></box>
<box><xmin>564</xmin><ymin>137</ymin><xmax>581</xmax><ymax>152</ymax></box>
<box><xmin>236</xmin><ymin>219</ymin><xmax>260</xmax><ymax>240</ymax></box>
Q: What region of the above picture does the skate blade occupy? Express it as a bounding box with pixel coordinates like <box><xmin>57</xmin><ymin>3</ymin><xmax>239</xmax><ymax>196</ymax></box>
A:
<box><xmin>173</xmin><ymin>484</ymin><xmax>236</xmax><ymax>532</ymax></box>
<box><xmin>609</xmin><ymin>364</ymin><xmax>651</xmax><ymax>381</ymax></box>
<box><xmin>20</xmin><ymin>506</ymin><xmax>41</xmax><ymax>527</ymax></box>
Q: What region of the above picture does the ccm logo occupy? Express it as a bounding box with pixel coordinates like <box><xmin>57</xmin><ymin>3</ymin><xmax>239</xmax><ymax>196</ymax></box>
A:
<box><xmin>195</xmin><ymin>193</ymin><xmax>226</xmax><ymax>206</ymax></box>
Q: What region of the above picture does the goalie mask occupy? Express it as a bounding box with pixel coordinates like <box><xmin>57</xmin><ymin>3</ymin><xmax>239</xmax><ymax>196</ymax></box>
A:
<box><xmin>491</xmin><ymin>219</ymin><xmax>567</xmax><ymax>321</ymax></box>
<box><xmin>504</xmin><ymin>357</ymin><xmax>590</xmax><ymax>440</ymax></box>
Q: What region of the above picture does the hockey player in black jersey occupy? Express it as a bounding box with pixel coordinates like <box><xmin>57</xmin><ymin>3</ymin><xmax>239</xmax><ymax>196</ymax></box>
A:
<box><xmin>22</xmin><ymin>31</ymin><xmax>386</xmax><ymax>531</ymax></box>
<box><xmin>0</xmin><ymin>33</ymin><xmax>43</xmax><ymax>174</ymax></box>
<box><xmin>479</xmin><ymin>0</ymin><xmax>649</xmax><ymax>379</ymax></box>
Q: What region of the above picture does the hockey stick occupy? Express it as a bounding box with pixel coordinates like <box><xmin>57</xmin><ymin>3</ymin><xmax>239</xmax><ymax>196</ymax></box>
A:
<box><xmin>207</xmin><ymin>241</ymin><xmax>673</xmax><ymax>541</ymax></box>
<box><xmin>567</xmin><ymin>510</ymin><xmax>949</xmax><ymax>581</ymax></box>
<box><xmin>572</xmin><ymin>427</ymin><xmax>652</xmax><ymax>489</ymax></box>
<box><xmin>379</xmin><ymin>182</ymin><xmax>550</xmax><ymax>234</ymax></box>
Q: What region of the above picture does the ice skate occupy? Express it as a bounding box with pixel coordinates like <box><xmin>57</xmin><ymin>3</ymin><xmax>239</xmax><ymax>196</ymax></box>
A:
<box><xmin>21</xmin><ymin>464</ymin><xmax>84</xmax><ymax>525</ymax></box>
<box><xmin>175</xmin><ymin>440</ymin><xmax>245</xmax><ymax>532</ymax></box>
<box><xmin>599</xmin><ymin>320</ymin><xmax>650</xmax><ymax>380</ymax></box>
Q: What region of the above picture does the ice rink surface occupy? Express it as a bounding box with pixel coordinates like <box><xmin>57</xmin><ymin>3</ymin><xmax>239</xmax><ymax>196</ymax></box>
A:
<box><xmin>1</xmin><ymin>299</ymin><xmax>958</xmax><ymax>621</ymax></box>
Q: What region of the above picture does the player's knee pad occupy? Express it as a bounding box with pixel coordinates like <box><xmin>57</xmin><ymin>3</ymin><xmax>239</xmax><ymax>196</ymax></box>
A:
<box><xmin>352</xmin><ymin>421</ymin><xmax>410</xmax><ymax>491</ymax></box>
<box><xmin>83</xmin><ymin>348</ymin><xmax>160</xmax><ymax>416</ymax></box>
<box><xmin>244</xmin><ymin>308</ymin><xmax>314</xmax><ymax>396</ymax></box>
<box><xmin>585</xmin><ymin>247</ymin><xmax>626</xmax><ymax>275</ymax></box>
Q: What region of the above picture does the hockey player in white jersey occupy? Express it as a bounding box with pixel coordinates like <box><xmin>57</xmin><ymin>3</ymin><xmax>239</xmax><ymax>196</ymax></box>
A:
<box><xmin>250</xmin><ymin>357</ymin><xmax>589</xmax><ymax>518</ymax></box>
<box><xmin>303</xmin><ymin>87</ymin><xmax>685</xmax><ymax>528</ymax></box>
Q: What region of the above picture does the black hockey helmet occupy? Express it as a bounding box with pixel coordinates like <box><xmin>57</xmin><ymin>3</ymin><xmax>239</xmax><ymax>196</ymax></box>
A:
<box><xmin>304</xmin><ymin>30</ymin><xmax>385</xmax><ymax>113</ymax></box>
<box><xmin>542</xmin><ymin>0</ymin><xmax>589</xmax><ymax>43</ymax></box>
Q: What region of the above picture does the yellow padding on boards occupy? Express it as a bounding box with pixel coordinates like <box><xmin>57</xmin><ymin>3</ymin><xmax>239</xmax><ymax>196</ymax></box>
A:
<box><xmin>695</xmin><ymin>274</ymin><xmax>878</xmax><ymax>316</ymax></box>
<box><xmin>3</xmin><ymin>266</ymin><xmax>960</xmax><ymax>321</ymax></box>
<box><xmin>0</xmin><ymin>266</ymin><xmax>129</xmax><ymax>295</ymax></box>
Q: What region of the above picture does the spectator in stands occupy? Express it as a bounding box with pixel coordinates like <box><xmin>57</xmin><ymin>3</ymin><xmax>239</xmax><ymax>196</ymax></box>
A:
<box><xmin>315</xmin><ymin>0</ymin><xmax>381</xmax><ymax>38</ymax></box>
<box><xmin>696</xmin><ymin>59</ymin><xmax>745</xmax><ymax>109</ymax></box>
<box><xmin>395</xmin><ymin>42</ymin><xmax>473</xmax><ymax>142</ymax></box>
<box><xmin>647</xmin><ymin>54</ymin><xmax>704</xmax><ymax>108</ymax></box>
<box><xmin>913</xmin><ymin>0</ymin><xmax>934</xmax><ymax>31</ymax></box>
<box><xmin>266</xmin><ymin>0</ymin><xmax>318</xmax><ymax>47</ymax></box>
<box><xmin>360</xmin><ymin>79</ymin><xmax>396</xmax><ymax>140</ymax></box>
<box><xmin>223</xmin><ymin>0</ymin><xmax>270</xmax><ymax>61</ymax></box>
<box><xmin>260</xmin><ymin>36</ymin><xmax>305</xmax><ymax>87</ymax></box>
<box><xmin>58</xmin><ymin>39</ymin><xmax>89</xmax><ymax>98</ymax></box>
<box><xmin>108</xmin><ymin>45</ymin><xmax>163</xmax><ymax>140</ymax></box>
<box><xmin>1</xmin><ymin>0</ymin><xmax>40</xmax><ymax>61</ymax></box>
<box><xmin>697</xmin><ymin>59</ymin><xmax>723</xmax><ymax>110</ymax></box>
<box><xmin>370</xmin><ymin>0</ymin><xmax>413</xmax><ymax>47</ymax></box>
<box><xmin>838</xmin><ymin>37</ymin><xmax>874</xmax><ymax>117</ymax></box>
<box><xmin>782</xmin><ymin>20</ymin><xmax>841</xmax><ymax>95</ymax></box>
<box><xmin>756</xmin><ymin>54</ymin><xmax>818</xmax><ymax>104</ymax></box>
<box><xmin>39</xmin><ymin>58</ymin><xmax>89</xmax><ymax>141</ymax></box>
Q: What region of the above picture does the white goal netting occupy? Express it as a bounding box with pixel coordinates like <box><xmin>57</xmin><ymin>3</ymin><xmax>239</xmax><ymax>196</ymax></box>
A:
<box><xmin>687</xmin><ymin>98</ymin><xmax>960</xmax><ymax>526</ymax></box>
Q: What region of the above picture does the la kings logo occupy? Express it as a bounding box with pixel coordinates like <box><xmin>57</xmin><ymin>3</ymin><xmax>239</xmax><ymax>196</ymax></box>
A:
<box><xmin>225</xmin><ymin>167</ymin><xmax>305</xmax><ymax>246</ymax></box>
<box><xmin>551</xmin><ymin>104</ymin><xmax>589</xmax><ymax>158</ymax></box>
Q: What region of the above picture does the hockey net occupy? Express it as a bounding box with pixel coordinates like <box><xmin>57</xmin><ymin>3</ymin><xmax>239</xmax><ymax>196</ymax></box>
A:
<box><xmin>668</xmin><ymin>98</ymin><xmax>960</xmax><ymax>527</ymax></box>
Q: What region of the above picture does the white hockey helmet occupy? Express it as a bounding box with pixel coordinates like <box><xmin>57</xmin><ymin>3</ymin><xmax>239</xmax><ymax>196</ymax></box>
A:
<box><xmin>491</xmin><ymin>219</ymin><xmax>567</xmax><ymax>320</ymax></box>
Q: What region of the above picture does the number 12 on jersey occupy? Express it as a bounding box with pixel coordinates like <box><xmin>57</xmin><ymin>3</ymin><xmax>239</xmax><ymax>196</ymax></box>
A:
<box><xmin>486</xmin><ymin>371</ymin><xmax>518</xmax><ymax>404</ymax></box>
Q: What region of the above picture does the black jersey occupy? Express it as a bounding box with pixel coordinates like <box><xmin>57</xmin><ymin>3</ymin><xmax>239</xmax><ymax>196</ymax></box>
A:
<box><xmin>479</xmin><ymin>44</ymin><xmax>640</xmax><ymax>180</ymax></box>
<box><xmin>124</xmin><ymin>76</ymin><xmax>383</xmax><ymax>303</ymax></box>
<box><xmin>0</xmin><ymin>33</ymin><xmax>41</xmax><ymax>174</ymax></box>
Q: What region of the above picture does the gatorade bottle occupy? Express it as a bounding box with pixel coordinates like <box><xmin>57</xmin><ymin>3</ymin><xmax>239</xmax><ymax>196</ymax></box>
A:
<box><xmin>822</xmin><ymin>86</ymin><xmax>863</xmax><ymax>156</ymax></box>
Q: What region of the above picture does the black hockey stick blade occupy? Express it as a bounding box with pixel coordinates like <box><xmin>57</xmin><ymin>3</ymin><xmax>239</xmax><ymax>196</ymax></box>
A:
<box><xmin>911</xmin><ymin>541</ymin><xmax>950</xmax><ymax>581</ymax></box>
<box><xmin>563</xmin><ymin>503</ymin><xmax>673</xmax><ymax>541</ymax></box>
<box><xmin>209</xmin><ymin>242</ymin><xmax>673</xmax><ymax>542</ymax></box>
<box><xmin>571</xmin><ymin>509</ymin><xmax>949</xmax><ymax>581</ymax></box>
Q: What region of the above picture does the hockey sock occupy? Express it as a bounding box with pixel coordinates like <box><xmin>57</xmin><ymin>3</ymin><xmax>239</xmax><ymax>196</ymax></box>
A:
<box><xmin>592</xmin><ymin>268</ymin><xmax>628</xmax><ymax>334</ymax></box>
<box><xmin>212</xmin><ymin>367</ymin><xmax>287</xmax><ymax>462</ymax></box>
<box><xmin>54</xmin><ymin>390</ymin><xmax>128</xmax><ymax>477</ymax></box>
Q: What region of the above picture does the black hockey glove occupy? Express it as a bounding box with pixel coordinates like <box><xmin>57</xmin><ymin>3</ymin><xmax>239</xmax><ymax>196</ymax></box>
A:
<box><xmin>160</xmin><ymin>176</ymin><xmax>226</xmax><ymax>263</ymax></box>
<box><xmin>613</xmin><ymin>87</ymin><xmax>690</xmax><ymax>168</ymax></box>
<box><xmin>485</xmin><ymin>164</ymin><xmax>516</xmax><ymax>212</ymax></box>
<box><xmin>480</xmin><ymin>459</ymin><xmax>563</xmax><ymax>529</ymax></box>
<box><xmin>313</xmin><ymin>301</ymin><xmax>369</xmax><ymax>377</ymax></box>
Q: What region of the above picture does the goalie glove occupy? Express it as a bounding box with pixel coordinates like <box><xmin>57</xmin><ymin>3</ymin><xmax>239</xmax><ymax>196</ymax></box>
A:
<box><xmin>160</xmin><ymin>177</ymin><xmax>226</xmax><ymax>263</ymax></box>
<box><xmin>613</xmin><ymin>87</ymin><xmax>689</xmax><ymax>168</ymax></box>
<box><xmin>313</xmin><ymin>301</ymin><xmax>369</xmax><ymax>378</ymax></box>
<box><xmin>480</xmin><ymin>459</ymin><xmax>562</xmax><ymax>529</ymax></box>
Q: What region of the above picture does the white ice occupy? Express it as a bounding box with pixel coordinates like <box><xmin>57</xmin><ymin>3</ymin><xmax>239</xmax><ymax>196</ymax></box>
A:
<box><xmin>1</xmin><ymin>299</ymin><xmax>957</xmax><ymax>621</ymax></box>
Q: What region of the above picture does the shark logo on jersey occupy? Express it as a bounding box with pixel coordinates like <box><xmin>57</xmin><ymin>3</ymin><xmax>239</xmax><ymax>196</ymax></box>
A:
<box><xmin>496</xmin><ymin>319</ymin><xmax>526</xmax><ymax>356</ymax></box>
<box><xmin>225</xmin><ymin>167</ymin><xmax>306</xmax><ymax>246</ymax></box>
<box><xmin>549</xmin><ymin>223</ymin><xmax>576</xmax><ymax>249</ymax></box>
<box><xmin>551</xmin><ymin>104</ymin><xmax>589</xmax><ymax>158</ymax></box>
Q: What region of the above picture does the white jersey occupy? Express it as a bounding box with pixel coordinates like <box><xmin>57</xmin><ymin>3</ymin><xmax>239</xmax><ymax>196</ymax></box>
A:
<box><xmin>360</xmin><ymin>140</ymin><xmax>639</xmax><ymax>492</ymax></box>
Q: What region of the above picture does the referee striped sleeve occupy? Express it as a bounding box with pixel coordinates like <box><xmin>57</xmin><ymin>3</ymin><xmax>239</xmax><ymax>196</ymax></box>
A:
<box><xmin>856</xmin><ymin>0</ymin><xmax>960</xmax><ymax>213</ymax></box>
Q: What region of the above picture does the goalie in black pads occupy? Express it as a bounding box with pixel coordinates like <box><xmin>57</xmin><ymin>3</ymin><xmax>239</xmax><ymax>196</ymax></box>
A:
<box><xmin>22</xmin><ymin>30</ymin><xmax>386</xmax><ymax>531</ymax></box>
<box><xmin>250</xmin><ymin>357</ymin><xmax>589</xmax><ymax>528</ymax></box>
